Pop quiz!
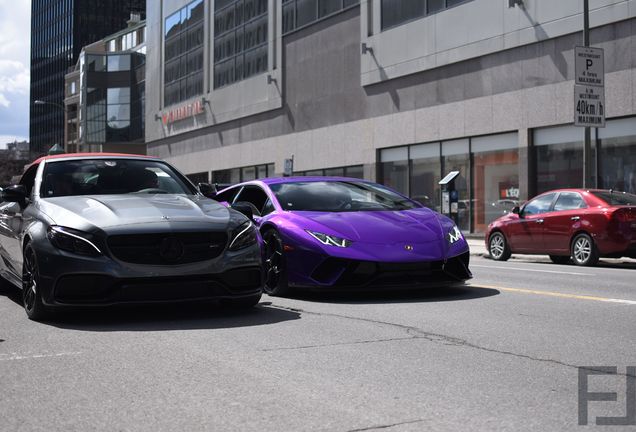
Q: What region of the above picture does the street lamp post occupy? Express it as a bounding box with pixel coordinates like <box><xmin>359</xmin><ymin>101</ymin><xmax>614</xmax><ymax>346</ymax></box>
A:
<box><xmin>33</xmin><ymin>99</ymin><xmax>69</xmax><ymax>154</ymax></box>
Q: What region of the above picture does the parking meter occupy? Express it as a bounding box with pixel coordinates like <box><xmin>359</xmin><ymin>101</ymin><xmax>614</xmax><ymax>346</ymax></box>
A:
<box><xmin>439</xmin><ymin>171</ymin><xmax>460</xmax><ymax>224</ymax></box>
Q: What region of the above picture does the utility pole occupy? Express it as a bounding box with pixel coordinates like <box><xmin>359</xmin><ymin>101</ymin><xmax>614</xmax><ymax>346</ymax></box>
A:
<box><xmin>582</xmin><ymin>0</ymin><xmax>594</xmax><ymax>188</ymax></box>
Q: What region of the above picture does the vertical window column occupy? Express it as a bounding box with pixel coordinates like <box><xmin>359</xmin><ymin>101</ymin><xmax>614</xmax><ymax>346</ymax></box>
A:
<box><xmin>214</xmin><ymin>0</ymin><xmax>268</xmax><ymax>89</ymax></box>
<box><xmin>164</xmin><ymin>0</ymin><xmax>204</xmax><ymax>107</ymax></box>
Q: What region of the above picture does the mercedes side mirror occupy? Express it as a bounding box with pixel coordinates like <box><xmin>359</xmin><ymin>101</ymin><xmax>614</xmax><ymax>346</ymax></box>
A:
<box><xmin>2</xmin><ymin>185</ymin><xmax>27</xmax><ymax>205</ymax></box>
<box><xmin>198</xmin><ymin>183</ymin><xmax>217</xmax><ymax>199</ymax></box>
<box><xmin>231</xmin><ymin>202</ymin><xmax>254</xmax><ymax>221</ymax></box>
<box><xmin>512</xmin><ymin>206</ymin><xmax>521</xmax><ymax>216</ymax></box>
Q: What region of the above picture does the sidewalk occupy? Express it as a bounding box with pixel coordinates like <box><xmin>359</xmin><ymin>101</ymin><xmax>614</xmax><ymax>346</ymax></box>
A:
<box><xmin>466</xmin><ymin>238</ymin><xmax>636</xmax><ymax>264</ymax></box>
<box><xmin>466</xmin><ymin>238</ymin><xmax>488</xmax><ymax>257</ymax></box>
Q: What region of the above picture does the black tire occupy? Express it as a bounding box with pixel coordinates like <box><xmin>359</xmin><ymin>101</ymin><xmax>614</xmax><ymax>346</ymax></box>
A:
<box><xmin>488</xmin><ymin>232</ymin><xmax>511</xmax><ymax>261</ymax></box>
<box><xmin>549</xmin><ymin>255</ymin><xmax>571</xmax><ymax>265</ymax></box>
<box><xmin>570</xmin><ymin>233</ymin><xmax>599</xmax><ymax>267</ymax></box>
<box><xmin>22</xmin><ymin>244</ymin><xmax>49</xmax><ymax>321</ymax></box>
<box><xmin>262</xmin><ymin>229</ymin><xmax>290</xmax><ymax>296</ymax></box>
<box><xmin>223</xmin><ymin>293</ymin><xmax>262</xmax><ymax>309</ymax></box>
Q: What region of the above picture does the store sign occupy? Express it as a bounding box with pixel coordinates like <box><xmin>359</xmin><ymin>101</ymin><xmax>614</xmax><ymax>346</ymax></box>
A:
<box><xmin>574</xmin><ymin>85</ymin><xmax>606</xmax><ymax>127</ymax></box>
<box><xmin>499</xmin><ymin>185</ymin><xmax>520</xmax><ymax>200</ymax></box>
<box><xmin>162</xmin><ymin>99</ymin><xmax>206</xmax><ymax>126</ymax></box>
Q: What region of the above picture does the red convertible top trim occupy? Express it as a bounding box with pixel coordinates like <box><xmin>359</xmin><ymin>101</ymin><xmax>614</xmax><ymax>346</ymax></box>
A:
<box><xmin>28</xmin><ymin>153</ymin><xmax>158</xmax><ymax>169</ymax></box>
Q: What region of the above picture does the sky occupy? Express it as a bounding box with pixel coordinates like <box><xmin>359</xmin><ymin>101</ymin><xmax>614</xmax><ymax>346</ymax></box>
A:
<box><xmin>0</xmin><ymin>0</ymin><xmax>31</xmax><ymax>149</ymax></box>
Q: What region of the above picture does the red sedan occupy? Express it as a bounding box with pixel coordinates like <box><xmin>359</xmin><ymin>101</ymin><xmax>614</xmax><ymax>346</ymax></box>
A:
<box><xmin>485</xmin><ymin>189</ymin><xmax>636</xmax><ymax>266</ymax></box>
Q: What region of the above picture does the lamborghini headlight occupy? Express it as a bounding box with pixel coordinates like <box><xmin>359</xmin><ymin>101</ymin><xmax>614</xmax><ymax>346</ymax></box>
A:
<box><xmin>306</xmin><ymin>230</ymin><xmax>351</xmax><ymax>248</ymax></box>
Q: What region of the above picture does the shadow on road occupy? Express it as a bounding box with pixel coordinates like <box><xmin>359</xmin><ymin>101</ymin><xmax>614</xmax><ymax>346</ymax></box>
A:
<box><xmin>0</xmin><ymin>281</ymin><xmax>301</xmax><ymax>332</ymax></box>
<box><xmin>0</xmin><ymin>279</ymin><xmax>22</xmax><ymax>306</ymax></box>
<box><xmin>289</xmin><ymin>285</ymin><xmax>500</xmax><ymax>305</ymax></box>
<box><xmin>45</xmin><ymin>302</ymin><xmax>301</xmax><ymax>332</ymax></box>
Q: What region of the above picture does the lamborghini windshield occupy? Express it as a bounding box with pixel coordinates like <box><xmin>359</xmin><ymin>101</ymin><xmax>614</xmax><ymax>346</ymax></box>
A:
<box><xmin>40</xmin><ymin>159</ymin><xmax>196</xmax><ymax>198</ymax></box>
<box><xmin>270</xmin><ymin>181</ymin><xmax>420</xmax><ymax>212</ymax></box>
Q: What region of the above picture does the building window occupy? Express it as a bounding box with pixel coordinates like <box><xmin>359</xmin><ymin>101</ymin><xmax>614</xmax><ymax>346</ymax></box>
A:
<box><xmin>164</xmin><ymin>0</ymin><xmax>204</xmax><ymax>107</ymax></box>
<box><xmin>534</xmin><ymin>126</ymin><xmax>591</xmax><ymax>195</ymax></box>
<box><xmin>598</xmin><ymin>117</ymin><xmax>636</xmax><ymax>194</ymax></box>
<box><xmin>212</xmin><ymin>163</ymin><xmax>275</xmax><ymax>184</ymax></box>
<box><xmin>283</xmin><ymin>0</ymin><xmax>359</xmax><ymax>34</ymax></box>
<box><xmin>472</xmin><ymin>133</ymin><xmax>518</xmax><ymax>233</ymax></box>
<box><xmin>380</xmin><ymin>134</ymin><xmax>521</xmax><ymax>234</ymax></box>
<box><xmin>186</xmin><ymin>172</ymin><xmax>209</xmax><ymax>184</ymax></box>
<box><xmin>442</xmin><ymin>139</ymin><xmax>470</xmax><ymax>232</ymax></box>
<box><xmin>295</xmin><ymin>165</ymin><xmax>364</xmax><ymax>179</ymax></box>
<box><xmin>410</xmin><ymin>143</ymin><xmax>441</xmax><ymax>212</ymax></box>
<box><xmin>381</xmin><ymin>0</ymin><xmax>472</xmax><ymax>31</ymax></box>
<box><xmin>214</xmin><ymin>0</ymin><xmax>268</xmax><ymax>89</ymax></box>
<box><xmin>380</xmin><ymin>147</ymin><xmax>409</xmax><ymax>196</ymax></box>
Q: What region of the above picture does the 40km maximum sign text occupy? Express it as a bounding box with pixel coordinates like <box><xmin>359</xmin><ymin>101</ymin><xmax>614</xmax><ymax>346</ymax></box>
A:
<box><xmin>574</xmin><ymin>85</ymin><xmax>605</xmax><ymax>128</ymax></box>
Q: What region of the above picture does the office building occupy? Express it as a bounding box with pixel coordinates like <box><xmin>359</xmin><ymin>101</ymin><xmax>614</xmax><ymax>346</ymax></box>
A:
<box><xmin>30</xmin><ymin>0</ymin><xmax>146</xmax><ymax>155</ymax></box>
<box><xmin>64</xmin><ymin>18</ymin><xmax>147</xmax><ymax>154</ymax></box>
<box><xmin>145</xmin><ymin>0</ymin><xmax>636</xmax><ymax>234</ymax></box>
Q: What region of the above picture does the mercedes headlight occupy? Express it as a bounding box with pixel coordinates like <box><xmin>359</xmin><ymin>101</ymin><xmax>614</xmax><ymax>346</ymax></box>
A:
<box><xmin>229</xmin><ymin>221</ymin><xmax>258</xmax><ymax>251</ymax></box>
<box><xmin>306</xmin><ymin>230</ymin><xmax>351</xmax><ymax>248</ymax></box>
<box><xmin>47</xmin><ymin>226</ymin><xmax>102</xmax><ymax>256</ymax></box>
<box><xmin>447</xmin><ymin>225</ymin><xmax>463</xmax><ymax>245</ymax></box>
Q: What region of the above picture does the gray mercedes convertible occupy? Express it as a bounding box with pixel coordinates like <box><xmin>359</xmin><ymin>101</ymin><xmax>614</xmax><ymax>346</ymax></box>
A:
<box><xmin>0</xmin><ymin>153</ymin><xmax>264</xmax><ymax>320</ymax></box>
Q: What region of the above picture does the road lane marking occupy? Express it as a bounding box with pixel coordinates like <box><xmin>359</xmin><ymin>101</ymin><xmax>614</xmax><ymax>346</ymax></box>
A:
<box><xmin>0</xmin><ymin>351</ymin><xmax>82</xmax><ymax>362</ymax></box>
<box><xmin>470</xmin><ymin>284</ymin><xmax>636</xmax><ymax>305</ymax></box>
<box><xmin>470</xmin><ymin>264</ymin><xmax>592</xmax><ymax>276</ymax></box>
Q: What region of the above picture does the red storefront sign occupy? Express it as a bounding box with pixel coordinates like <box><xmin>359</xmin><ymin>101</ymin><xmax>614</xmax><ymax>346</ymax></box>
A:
<box><xmin>162</xmin><ymin>99</ymin><xmax>205</xmax><ymax>125</ymax></box>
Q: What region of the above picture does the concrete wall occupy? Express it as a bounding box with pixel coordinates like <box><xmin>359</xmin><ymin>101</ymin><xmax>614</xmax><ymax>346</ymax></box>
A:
<box><xmin>361</xmin><ymin>0</ymin><xmax>636</xmax><ymax>85</ymax></box>
<box><xmin>148</xmin><ymin>6</ymin><xmax>636</xmax><ymax>174</ymax></box>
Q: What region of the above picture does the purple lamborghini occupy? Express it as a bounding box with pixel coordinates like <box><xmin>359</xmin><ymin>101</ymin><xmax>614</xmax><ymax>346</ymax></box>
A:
<box><xmin>215</xmin><ymin>178</ymin><xmax>472</xmax><ymax>295</ymax></box>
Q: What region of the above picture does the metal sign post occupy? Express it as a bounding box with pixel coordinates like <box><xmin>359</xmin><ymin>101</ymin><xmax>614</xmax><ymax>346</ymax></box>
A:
<box><xmin>575</xmin><ymin>0</ymin><xmax>605</xmax><ymax>189</ymax></box>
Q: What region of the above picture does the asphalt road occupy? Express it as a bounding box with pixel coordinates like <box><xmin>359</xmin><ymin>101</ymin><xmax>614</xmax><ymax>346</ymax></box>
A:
<box><xmin>1</xmin><ymin>255</ymin><xmax>636</xmax><ymax>432</ymax></box>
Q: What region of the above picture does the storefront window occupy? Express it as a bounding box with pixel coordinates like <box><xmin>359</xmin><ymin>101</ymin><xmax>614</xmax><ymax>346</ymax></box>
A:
<box><xmin>186</xmin><ymin>172</ymin><xmax>209</xmax><ymax>184</ymax></box>
<box><xmin>380</xmin><ymin>147</ymin><xmax>409</xmax><ymax>196</ymax></box>
<box><xmin>534</xmin><ymin>126</ymin><xmax>594</xmax><ymax>194</ymax></box>
<box><xmin>213</xmin><ymin>163</ymin><xmax>274</xmax><ymax>184</ymax></box>
<box><xmin>410</xmin><ymin>143</ymin><xmax>440</xmax><ymax>211</ymax></box>
<box><xmin>599</xmin><ymin>118</ymin><xmax>636</xmax><ymax>194</ymax></box>
<box><xmin>295</xmin><ymin>165</ymin><xmax>364</xmax><ymax>178</ymax></box>
<box><xmin>472</xmin><ymin>133</ymin><xmax>519</xmax><ymax>233</ymax></box>
<box><xmin>324</xmin><ymin>167</ymin><xmax>345</xmax><ymax>176</ymax></box>
<box><xmin>344</xmin><ymin>165</ymin><xmax>364</xmax><ymax>179</ymax></box>
<box><xmin>212</xmin><ymin>168</ymin><xmax>241</xmax><ymax>184</ymax></box>
<box><xmin>442</xmin><ymin>139</ymin><xmax>470</xmax><ymax>232</ymax></box>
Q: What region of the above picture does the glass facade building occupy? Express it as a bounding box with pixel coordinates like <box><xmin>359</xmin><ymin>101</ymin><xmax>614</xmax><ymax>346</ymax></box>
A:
<box><xmin>30</xmin><ymin>0</ymin><xmax>146</xmax><ymax>155</ymax></box>
<box><xmin>80</xmin><ymin>52</ymin><xmax>145</xmax><ymax>146</ymax></box>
